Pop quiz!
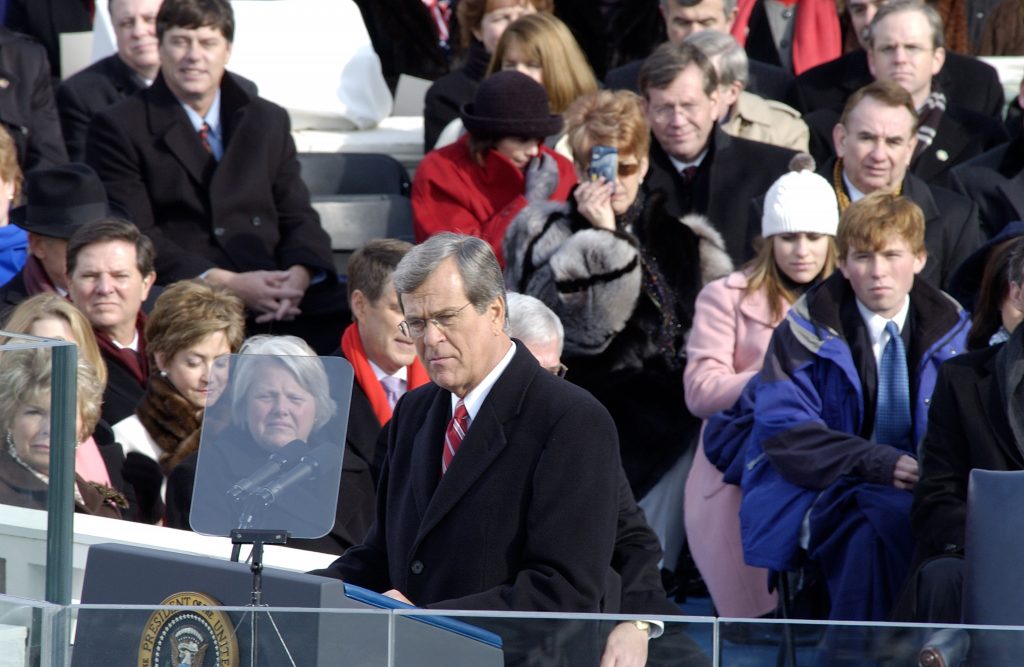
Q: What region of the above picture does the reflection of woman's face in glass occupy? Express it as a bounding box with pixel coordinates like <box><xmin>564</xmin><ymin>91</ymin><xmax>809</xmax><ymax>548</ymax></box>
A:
<box><xmin>245</xmin><ymin>363</ymin><xmax>317</xmax><ymax>449</ymax></box>
<box><xmin>10</xmin><ymin>391</ymin><xmax>83</xmax><ymax>476</ymax></box>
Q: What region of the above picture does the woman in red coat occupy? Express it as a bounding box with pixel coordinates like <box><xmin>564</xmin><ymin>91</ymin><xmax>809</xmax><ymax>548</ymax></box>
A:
<box><xmin>412</xmin><ymin>70</ymin><xmax>576</xmax><ymax>266</ymax></box>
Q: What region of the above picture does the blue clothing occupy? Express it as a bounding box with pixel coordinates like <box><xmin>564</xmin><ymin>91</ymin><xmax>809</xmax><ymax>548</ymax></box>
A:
<box><xmin>737</xmin><ymin>272</ymin><xmax>969</xmax><ymax>620</ymax></box>
<box><xmin>0</xmin><ymin>224</ymin><xmax>27</xmax><ymax>287</ymax></box>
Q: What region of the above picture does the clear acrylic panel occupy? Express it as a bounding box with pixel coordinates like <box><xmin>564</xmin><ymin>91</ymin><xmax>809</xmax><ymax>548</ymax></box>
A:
<box><xmin>0</xmin><ymin>594</ymin><xmax>62</xmax><ymax>667</ymax></box>
<box><xmin>718</xmin><ymin>618</ymin><xmax>1024</xmax><ymax>667</ymax></box>
<box><xmin>0</xmin><ymin>335</ymin><xmax>79</xmax><ymax>606</ymax></box>
<box><xmin>191</xmin><ymin>353</ymin><xmax>354</xmax><ymax>539</ymax></box>
<box><xmin>392</xmin><ymin>609</ymin><xmax>716</xmax><ymax>667</ymax></box>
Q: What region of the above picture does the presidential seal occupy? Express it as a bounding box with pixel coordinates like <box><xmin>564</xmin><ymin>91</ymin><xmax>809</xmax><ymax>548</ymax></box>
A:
<box><xmin>138</xmin><ymin>592</ymin><xmax>238</xmax><ymax>667</ymax></box>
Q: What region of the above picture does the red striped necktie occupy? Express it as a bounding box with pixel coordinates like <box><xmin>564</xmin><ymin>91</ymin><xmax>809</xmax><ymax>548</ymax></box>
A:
<box><xmin>198</xmin><ymin>122</ymin><xmax>213</xmax><ymax>155</ymax></box>
<box><xmin>442</xmin><ymin>399</ymin><xmax>468</xmax><ymax>475</ymax></box>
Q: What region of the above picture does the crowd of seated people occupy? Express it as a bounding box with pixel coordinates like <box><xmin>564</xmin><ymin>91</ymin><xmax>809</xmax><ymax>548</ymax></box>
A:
<box><xmin>0</xmin><ymin>0</ymin><xmax>1024</xmax><ymax>659</ymax></box>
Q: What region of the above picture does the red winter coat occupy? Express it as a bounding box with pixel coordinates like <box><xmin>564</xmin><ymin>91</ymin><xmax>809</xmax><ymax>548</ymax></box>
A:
<box><xmin>411</xmin><ymin>134</ymin><xmax>576</xmax><ymax>266</ymax></box>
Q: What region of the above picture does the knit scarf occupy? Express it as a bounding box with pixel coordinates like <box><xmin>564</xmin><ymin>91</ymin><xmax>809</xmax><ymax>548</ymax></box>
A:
<box><xmin>339</xmin><ymin>323</ymin><xmax>431</xmax><ymax>426</ymax></box>
<box><xmin>913</xmin><ymin>90</ymin><xmax>947</xmax><ymax>161</ymax></box>
<box><xmin>731</xmin><ymin>0</ymin><xmax>842</xmax><ymax>74</ymax></box>
<box><xmin>832</xmin><ymin>159</ymin><xmax>903</xmax><ymax>212</ymax></box>
<box><xmin>135</xmin><ymin>374</ymin><xmax>204</xmax><ymax>473</ymax></box>
<box><xmin>94</xmin><ymin>311</ymin><xmax>148</xmax><ymax>387</ymax></box>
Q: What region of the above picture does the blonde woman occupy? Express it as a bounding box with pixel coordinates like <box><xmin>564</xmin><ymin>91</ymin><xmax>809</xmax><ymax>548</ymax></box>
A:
<box><xmin>0</xmin><ymin>346</ymin><xmax>124</xmax><ymax>518</ymax></box>
<box><xmin>3</xmin><ymin>293</ymin><xmax>111</xmax><ymax>486</ymax></box>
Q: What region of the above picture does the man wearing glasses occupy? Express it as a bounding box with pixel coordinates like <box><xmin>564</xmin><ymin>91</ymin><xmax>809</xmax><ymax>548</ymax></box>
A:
<box><xmin>640</xmin><ymin>41</ymin><xmax>795</xmax><ymax>264</ymax></box>
<box><xmin>317</xmin><ymin>233</ymin><xmax>623</xmax><ymax>621</ymax></box>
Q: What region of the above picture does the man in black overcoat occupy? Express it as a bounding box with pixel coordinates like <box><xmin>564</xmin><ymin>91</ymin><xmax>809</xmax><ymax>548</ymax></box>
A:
<box><xmin>318</xmin><ymin>233</ymin><xmax>622</xmax><ymax>615</ymax></box>
<box><xmin>85</xmin><ymin>0</ymin><xmax>345</xmax><ymax>354</ymax></box>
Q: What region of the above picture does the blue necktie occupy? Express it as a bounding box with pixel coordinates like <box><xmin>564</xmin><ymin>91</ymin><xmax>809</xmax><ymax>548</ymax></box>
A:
<box><xmin>876</xmin><ymin>320</ymin><xmax>912</xmax><ymax>451</ymax></box>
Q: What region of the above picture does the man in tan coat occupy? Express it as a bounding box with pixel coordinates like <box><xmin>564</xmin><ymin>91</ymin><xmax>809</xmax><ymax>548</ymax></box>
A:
<box><xmin>686</xmin><ymin>29</ymin><xmax>810</xmax><ymax>152</ymax></box>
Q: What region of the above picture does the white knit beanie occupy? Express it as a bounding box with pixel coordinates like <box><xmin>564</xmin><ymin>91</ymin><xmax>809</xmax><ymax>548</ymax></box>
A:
<box><xmin>761</xmin><ymin>156</ymin><xmax>839</xmax><ymax>238</ymax></box>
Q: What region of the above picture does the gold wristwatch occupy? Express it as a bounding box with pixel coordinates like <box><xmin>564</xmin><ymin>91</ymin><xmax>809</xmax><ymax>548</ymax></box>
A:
<box><xmin>632</xmin><ymin>620</ymin><xmax>652</xmax><ymax>636</ymax></box>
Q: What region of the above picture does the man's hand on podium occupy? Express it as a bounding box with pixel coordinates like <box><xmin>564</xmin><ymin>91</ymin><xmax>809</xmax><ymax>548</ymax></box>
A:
<box><xmin>384</xmin><ymin>589</ymin><xmax>413</xmax><ymax>605</ymax></box>
<box><xmin>599</xmin><ymin>621</ymin><xmax>650</xmax><ymax>667</ymax></box>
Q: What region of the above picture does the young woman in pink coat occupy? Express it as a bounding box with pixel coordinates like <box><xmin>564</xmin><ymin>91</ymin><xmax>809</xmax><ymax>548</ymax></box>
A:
<box><xmin>683</xmin><ymin>161</ymin><xmax>839</xmax><ymax>617</ymax></box>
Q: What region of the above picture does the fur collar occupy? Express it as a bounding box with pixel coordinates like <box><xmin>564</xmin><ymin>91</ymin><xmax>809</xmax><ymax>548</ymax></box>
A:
<box><xmin>135</xmin><ymin>375</ymin><xmax>203</xmax><ymax>472</ymax></box>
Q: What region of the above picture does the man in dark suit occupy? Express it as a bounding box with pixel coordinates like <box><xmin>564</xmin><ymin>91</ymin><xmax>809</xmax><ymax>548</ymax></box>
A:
<box><xmin>639</xmin><ymin>41</ymin><xmax>795</xmax><ymax>264</ymax></box>
<box><xmin>0</xmin><ymin>25</ymin><xmax>68</xmax><ymax>172</ymax></box>
<box><xmin>792</xmin><ymin>0</ymin><xmax>1005</xmax><ymax>120</ymax></box>
<box><xmin>319</xmin><ymin>233</ymin><xmax>621</xmax><ymax>613</ymax></box>
<box><xmin>57</xmin><ymin>0</ymin><xmax>161</xmax><ymax>161</ymax></box>
<box><xmin>751</xmin><ymin>82</ymin><xmax>981</xmax><ymax>290</ymax></box>
<box><xmin>802</xmin><ymin>0</ymin><xmax>1006</xmax><ymax>186</ymax></box>
<box><xmin>0</xmin><ymin>163</ymin><xmax>112</xmax><ymax>317</ymax></box>
<box><xmin>333</xmin><ymin>239</ymin><xmax>430</xmax><ymax>551</ymax></box>
<box><xmin>605</xmin><ymin>0</ymin><xmax>795</xmax><ymax>103</ymax></box>
<box><xmin>66</xmin><ymin>218</ymin><xmax>156</xmax><ymax>426</ymax></box>
<box><xmin>86</xmin><ymin>0</ymin><xmax>345</xmax><ymax>354</ymax></box>
<box><xmin>949</xmin><ymin>132</ymin><xmax>1024</xmax><ymax>240</ymax></box>
<box><xmin>906</xmin><ymin>245</ymin><xmax>1024</xmax><ymax>622</ymax></box>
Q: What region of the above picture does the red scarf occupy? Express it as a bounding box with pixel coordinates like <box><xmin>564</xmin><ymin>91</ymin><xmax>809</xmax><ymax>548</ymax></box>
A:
<box><xmin>340</xmin><ymin>323</ymin><xmax>430</xmax><ymax>425</ymax></box>
<box><xmin>94</xmin><ymin>311</ymin><xmax>149</xmax><ymax>387</ymax></box>
<box><xmin>731</xmin><ymin>0</ymin><xmax>841</xmax><ymax>75</ymax></box>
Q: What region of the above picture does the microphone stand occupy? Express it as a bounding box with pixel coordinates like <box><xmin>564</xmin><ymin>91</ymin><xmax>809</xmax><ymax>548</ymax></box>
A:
<box><xmin>230</xmin><ymin>528</ymin><xmax>295</xmax><ymax>667</ymax></box>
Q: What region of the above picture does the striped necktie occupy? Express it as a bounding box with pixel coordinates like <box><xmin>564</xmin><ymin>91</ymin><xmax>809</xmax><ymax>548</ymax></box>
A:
<box><xmin>442</xmin><ymin>399</ymin><xmax>469</xmax><ymax>475</ymax></box>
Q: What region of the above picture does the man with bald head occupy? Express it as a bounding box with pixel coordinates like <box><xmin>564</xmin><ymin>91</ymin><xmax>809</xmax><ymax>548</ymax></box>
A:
<box><xmin>58</xmin><ymin>0</ymin><xmax>163</xmax><ymax>161</ymax></box>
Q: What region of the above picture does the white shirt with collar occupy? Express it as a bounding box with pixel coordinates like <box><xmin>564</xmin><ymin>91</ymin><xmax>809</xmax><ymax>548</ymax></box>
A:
<box><xmin>370</xmin><ymin>359</ymin><xmax>408</xmax><ymax>396</ymax></box>
<box><xmin>450</xmin><ymin>340</ymin><xmax>516</xmax><ymax>423</ymax></box>
<box><xmin>110</xmin><ymin>328</ymin><xmax>141</xmax><ymax>353</ymax></box>
<box><xmin>668</xmin><ymin>148</ymin><xmax>708</xmax><ymax>176</ymax></box>
<box><xmin>181</xmin><ymin>89</ymin><xmax>224</xmax><ymax>161</ymax></box>
<box><xmin>842</xmin><ymin>172</ymin><xmax>869</xmax><ymax>203</ymax></box>
<box><xmin>856</xmin><ymin>296</ymin><xmax>911</xmax><ymax>369</ymax></box>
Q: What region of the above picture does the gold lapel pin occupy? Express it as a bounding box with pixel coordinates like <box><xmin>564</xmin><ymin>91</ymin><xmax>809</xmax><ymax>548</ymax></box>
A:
<box><xmin>935</xmin><ymin>149</ymin><xmax>949</xmax><ymax>162</ymax></box>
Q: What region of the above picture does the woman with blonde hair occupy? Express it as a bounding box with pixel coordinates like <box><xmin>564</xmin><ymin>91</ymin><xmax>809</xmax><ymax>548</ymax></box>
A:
<box><xmin>0</xmin><ymin>346</ymin><xmax>125</xmax><ymax>518</ymax></box>
<box><xmin>487</xmin><ymin>12</ymin><xmax>598</xmax><ymax>116</ymax></box>
<box><xmin>0</xmin><ymin>128</ymin><xmax>26</xmax><ymax>285</ymax></box>
<box><xmin>682</xmin><ymin>157</ymin><xmax>839</xmax><ymax>617</ymax></box>
<box><xmin>3</xmin><ymin>293</ymin><xmax>112</xmax><ymax>487</ymax></box>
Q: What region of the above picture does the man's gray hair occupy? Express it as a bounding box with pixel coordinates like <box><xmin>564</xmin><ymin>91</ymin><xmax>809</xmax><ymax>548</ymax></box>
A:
<box><xmin>506</xmin><ymin>292</ymin><xmax>564</xmax><ymax>350</ymax></box>
<box><xmin>660</xmin><ymin>0</ymin><xmax>739</xmax><ymax>17</ymax></box>
<box><xmin>866</xmin><ymin>0</ymin><xmax>945</xmax><ymax>50</ymax></box>
<box><xmin>393</xmin><ymin>233</ymin><xmax>506</xmax><ymax>316</ymax></box>
<box><xmin>685</xmin><ymin>30</ymin><xmax>749</xmax><ymax>87</ymax></box>
<box><xmin>231</xmin><ymin>334</ymin><xmax>337</xmax><ymax>432</ymax></box>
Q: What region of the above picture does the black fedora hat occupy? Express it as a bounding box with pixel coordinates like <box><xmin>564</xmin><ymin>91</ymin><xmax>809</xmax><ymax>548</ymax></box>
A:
<box><xmin>460</xmin><ymin>70</ymin><xmax>564</xmax><ymax>140</ymax></box>
<box><xmin>11</xmin><ymin>163</ymin><xmax>111</xmax><ymax>239</ymax></box>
